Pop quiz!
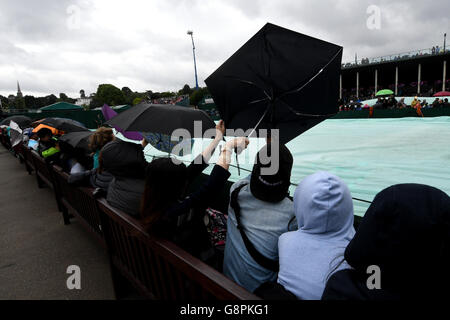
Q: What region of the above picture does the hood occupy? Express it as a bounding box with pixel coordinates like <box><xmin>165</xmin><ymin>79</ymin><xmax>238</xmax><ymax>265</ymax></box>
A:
<box><xmin>294</xmin><ymin>171</ymin><xmax>354</xmax><ymax>238</ymax></box>
<box><xmin>101</xmin><ymin>139</ymin><xmax>147</xmax><ymax>178</ymax></box>
<box><xmin>345</xmin><ymin>184</ymin><xmax>450</xmax><ymax>290</ymax></box>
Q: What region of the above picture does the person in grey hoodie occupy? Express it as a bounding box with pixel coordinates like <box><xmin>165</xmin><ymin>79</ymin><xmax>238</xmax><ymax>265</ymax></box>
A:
<box><xmin>277</xmin><ymin>171</ymin><xmax>355</xmax><ymax>300</ymax></box>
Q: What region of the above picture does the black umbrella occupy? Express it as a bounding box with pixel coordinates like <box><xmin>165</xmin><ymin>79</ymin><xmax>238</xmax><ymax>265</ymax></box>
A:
<box><xmin>33</xmin><ymin>117</ymin><xmax>89</xmax><ymax>133</ymax></box>
<box><xmin>105</xmin><ymin>104</ymin><xmax>216</xmax><ymax>138</ymax></box>
<box><xmin>59</xmin><ymin>131</ymin><xmax>93</xmax><ymax>151</ymax></box>
<box><xmin>1</xmin><ymin>115</ymin><xmax>32</xmax><ymax>129</ymax></box>
<box><xmin>205</xmin><ymin>23</ymin><xmax>343</xmax><ymax>144</ymax></box>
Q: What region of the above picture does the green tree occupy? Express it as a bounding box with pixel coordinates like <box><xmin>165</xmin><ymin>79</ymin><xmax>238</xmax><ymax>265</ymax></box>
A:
<box><xmin>24</xmin><ymin>95</ymin><xmax>37</xmax><ymax>109</ymax></box>
<box><xmin>14</xmin><ymin>97</ymin><xmax>26</xmax><ymax>110</ymax></box>
<box><xmin>133</xmin><ymin>97</ymin><xmax>143</xmax><ymax>105</ymax></box>
<box><xmin>189</xmin><ymin>87</ymin><xmax>209</xmax><ymax>106</ymax></box>
<box><xmin>45</xmin><ymin>94</ymin><xmax>58</xmax><ymax>106</ymax></box>
<box><xmin>0</xmin><ymin>95</ymin><xmax>10</xmax><ymax>110</ymax></box>
<box><xmin>179</xmin><ymin>84</ymin><xmax>192</xmax><ymax>96</ymax></box>
<box><xmin>58</xmin><ymin>93</ymin><xmax>76</xmax><ymax>103</ymax></box>
<box><xmin>92</xmin><ymin>84</ymin><xmax>126</xmax><ymax>107</ymax></box>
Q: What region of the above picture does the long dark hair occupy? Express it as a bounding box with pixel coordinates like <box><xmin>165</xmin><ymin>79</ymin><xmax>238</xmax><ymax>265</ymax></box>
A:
<box><xmin>140</xmin><ymin>158</ymin><xmax>188</xmax><ymax>231</ymax></box>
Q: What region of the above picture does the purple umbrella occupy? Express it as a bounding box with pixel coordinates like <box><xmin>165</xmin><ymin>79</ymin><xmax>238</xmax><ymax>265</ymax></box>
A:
<box><xmin>102</xmin><ymin>104</ymin><xmax>143</xmax><ymax>141</ymax></box>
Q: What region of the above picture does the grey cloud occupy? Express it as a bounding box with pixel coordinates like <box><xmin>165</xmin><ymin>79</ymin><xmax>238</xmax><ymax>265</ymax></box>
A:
<box><xmin>0</xmin><ymin>0</ymin><xmax>448</xmax><ymax>97</ymax></box>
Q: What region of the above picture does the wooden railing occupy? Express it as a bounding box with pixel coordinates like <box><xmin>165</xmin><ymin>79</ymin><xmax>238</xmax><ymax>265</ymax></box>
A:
<box><xmin>2</xmin><ymin>139</ymin><xmax>259</xmax><ymax>300</ymax></box>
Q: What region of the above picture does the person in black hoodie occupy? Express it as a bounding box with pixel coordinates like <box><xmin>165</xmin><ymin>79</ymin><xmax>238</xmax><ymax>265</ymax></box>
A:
<box><xmin>101</xmin><ymin>138</ymin><xmax>148</xmax><ymax>218</ymax></box>
<box><xmin>322</xmin><ymin>184</ymin><xmax>450</xmax><ymax>300</ymax></box>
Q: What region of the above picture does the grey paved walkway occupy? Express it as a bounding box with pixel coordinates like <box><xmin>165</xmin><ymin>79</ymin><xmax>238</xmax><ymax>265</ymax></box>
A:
<box><xmin>0</xmin><ymin>147</ymin><xmax>115</xmax><ymax>299</ymax></box>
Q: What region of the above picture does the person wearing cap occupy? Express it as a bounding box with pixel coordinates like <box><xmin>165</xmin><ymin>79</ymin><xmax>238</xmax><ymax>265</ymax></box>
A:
<box><xmin>223</xmin><ymin>143</ymin><xmax>296</xmax><ymax>293</ymax></box>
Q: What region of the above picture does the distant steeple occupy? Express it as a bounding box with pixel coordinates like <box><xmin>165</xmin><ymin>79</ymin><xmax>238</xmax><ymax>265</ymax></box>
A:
<box><xmin>17</xmin><ymin>81</ymin><xmax>23</xmax><ymax>99</ymax></box>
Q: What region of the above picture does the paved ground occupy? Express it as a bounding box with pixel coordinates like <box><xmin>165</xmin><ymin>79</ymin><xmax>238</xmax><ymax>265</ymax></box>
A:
<box><xmin>0</xmin><ymin>147</ymin><xmax>115</xmax><ymax>300</ymax></box>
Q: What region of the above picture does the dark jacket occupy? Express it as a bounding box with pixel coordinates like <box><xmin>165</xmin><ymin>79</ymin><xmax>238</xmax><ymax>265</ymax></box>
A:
<box><xmin>153</xmin><ymin>159</ymin><xmax>230</xmax><ymax>258</ymax></box>
<box><xmin>322</xmin><ymin>184</ymin><xmax>450</xmax><ymax>301</ymax></box>
<box><xmin>89</xmin><ymin>169</ymin><xmax>114</xmax><ymax>191</ymax></box>
<box><xmin>101</xmin><ymin>139</ymin><xmax>147</xmax><ymax>218</ymax></box>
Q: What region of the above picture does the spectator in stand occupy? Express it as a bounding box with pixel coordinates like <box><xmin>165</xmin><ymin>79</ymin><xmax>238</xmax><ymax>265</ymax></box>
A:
<box><xmin>140</xmin><ymin>121</ymin><xmax>250</xmax><ymax>260</ymax></box>
<box><xmin>89</xmin><ymin>127</ymin><xmax>115</xmax><ymax>170</ymax></box>
<box><xmin>443</xmin><ymin>98</ymin><xmax>450</xmax><ymax>108</ymax></box>
<box><xmin>278</xmin><ymin>172</ymin><xmax>355</xmax><ymax>300</ymax></box>
<box><xmin>322</xmin><ymin>184</ymin><xmax>450</xmax><ymax>301</ymax></box>
<box><xmin>397</xmin><ymin>98</ymin><xmax>407</xmax><ymax>109</ymax></box>
<box><xmin>101</xmin><ymin>138</ymin><xmax>148</xmax><ymax>217</ymax></box>
<box><xmin>411</xmin><ymin>96</ymin><xmax>419</xmax><ymax>109</ymax></box>
<box><xmin>223</xmin><ymin>142</ymin><xmax>296</xmax><ymax>293</ymax></box>
<box><xmin>432</xmin><ymin>98</ymin><xmax>441</xmax><ymax>108</ymax></box>
<box><xmin>37</xmin><ymin>128</ymin><xmax>60</xmax><ymax>160</ymax></box>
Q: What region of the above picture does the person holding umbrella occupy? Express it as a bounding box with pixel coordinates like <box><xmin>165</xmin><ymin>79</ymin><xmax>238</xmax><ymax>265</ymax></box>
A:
<box><xmin>65</xmin><ymin>128</ymin><xmax>116</xmax><ymax>191</ymax></box>
<box><xmin>140</xmin><ymin>121</ymin><xmax>250</xmax><ymax>260</ymax></box>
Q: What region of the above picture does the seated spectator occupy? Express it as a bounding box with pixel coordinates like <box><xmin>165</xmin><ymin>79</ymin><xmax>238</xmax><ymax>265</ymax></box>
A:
<box><xmin>322</xmin><ymin>184</ymin><xmax>450</xmax><ymax>300</ymax></box>
<box><xmin>223</xmin><ymin>143</ymin><xmax>296</xmax><ymax>293</ymax></box>
<box><xmin>140</xmin><ymin>121</ymin><xmax>249</xmax><ymax>259</ymax></box>
<box><xmin>397</xmin><ymin>98</ymin><xmax>407</xmax><ymax>109</ymax></box>
<box><xmin>277</xmin><ymin>172</ymin><xmax>355</xmax><ymax>300</ymax></box>
<box><xmin>432</xmin><ymin>98</ymin><xmax>440</xmax><ymax>108</ymax></box>
<box><xmin>101</xmin><ymin>138</ymin><xmax>148</xmax><ymax>218</ymax></box>
<box><xmin>443</xmin><ymin>98</ymin><xmax>450</xmax><ymax>108</ymax></box>
<box><xmin>27</xmin><ymin>133</ymin><xmax>39</xmax><ymax>151</ymax></box>
<box><xmin>37</xmin><ymin>128</ymin><xmax>60</xmax><ymax>160</ymax></box>
<box><xmin>67</xmin><ymin>128</ymin><xmax>116</xmax><ymax>191</ymax></box>
<box><xmin>89</xmin><ymin>127</ymin><xmax>115</xmax><ymax>169</ymax></box>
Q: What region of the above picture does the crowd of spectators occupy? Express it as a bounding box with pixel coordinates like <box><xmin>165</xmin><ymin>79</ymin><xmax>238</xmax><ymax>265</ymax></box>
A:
<box><xmin>2</xmin><ymin>120</ymin><xmax>449</xmax><ymax>301</ymax></box>
<box><xmin>342</xmin><ymin>45</ymin><xmax>449</xmax><ymax>68</ymax></box>
<box><xmin>340</xmin><ymin>96</ymin><xmax>450</xmax><ymax>111</ymax></box>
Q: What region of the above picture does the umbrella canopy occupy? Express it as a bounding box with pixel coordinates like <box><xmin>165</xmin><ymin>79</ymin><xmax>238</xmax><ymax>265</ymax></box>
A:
<box><xmin>105</xmin><ymin>103</ymin><xmax>216</xmax><ymax>138</ymax></box>
<box><xmin>376</xmin><ymin>89</ymin><xmax>394</xmax><ymax>97</ymax></box>
<box><xmin>59</xmin><ymin>131</ymin><xmax>93</xmax><ymax>151</ymax></box>
<box><xmin>32</xmin><ymin>124</ymin><xmax>62</xmax><ymax>135</ymax></box>
<box><xmin>33</xmin><ymin>118</ymin><xmax>89</xmax><ymax>133</ymax></box>
<box><xmin>1</xmin><ymin>115</ymin><xmax>32</xmax><ymax>129</ymax></box>
<box><xmin>433</xmin><ymin>91</ymin><xmax>450</xmax><ymax>97</ymax></box>
<box><xmin>9</xmin><ymin>121</ymin><xmax>23</xmax><ymax>148</ymax></box>
<box><xmin>101</xmin><ymin>104</ymin><xmax>143</xmax><ymax>141</ymax></box>
<box><xmin>205</xmin><ymin>23</ymin><xmax>342</xmax><ymax>144</ymax></box>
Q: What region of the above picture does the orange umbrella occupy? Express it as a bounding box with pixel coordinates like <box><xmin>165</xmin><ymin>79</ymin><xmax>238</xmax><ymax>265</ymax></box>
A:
<box><xmin>32</xmin><ymin>124</ymin><xmax>64</xmax><ymax>135</ymax></box>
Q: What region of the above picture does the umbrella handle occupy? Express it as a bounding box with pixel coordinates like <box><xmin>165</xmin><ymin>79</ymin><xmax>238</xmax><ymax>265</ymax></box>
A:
<box><xmin>234</xmin><ymin>147</ymin><xmax>241</xmax><ymax>176</ymax></box>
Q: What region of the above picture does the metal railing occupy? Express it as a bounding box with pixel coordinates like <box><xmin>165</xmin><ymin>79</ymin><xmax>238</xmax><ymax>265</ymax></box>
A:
<box><xmin>342</xmin><ymin>47</ymin><xmax>449</xmax><ymax>68</ymax></box>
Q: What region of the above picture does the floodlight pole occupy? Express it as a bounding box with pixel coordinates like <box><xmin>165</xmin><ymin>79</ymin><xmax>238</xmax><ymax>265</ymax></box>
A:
<box><xmin>444</xmin><ymin>33</ymin><xmax>447</xmax><ymax>53</ymax></box>
<box><xmin>187</xmin><ymin>30</ymin><xmax>199</xmax><ymax>89</ymax></box>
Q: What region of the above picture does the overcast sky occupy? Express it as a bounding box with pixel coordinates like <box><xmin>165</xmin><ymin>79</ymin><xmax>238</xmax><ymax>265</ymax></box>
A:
<box><xmin>0</xmin><ymin>0</ymin><xmax>448</xmax><ymax>97</ymax></box>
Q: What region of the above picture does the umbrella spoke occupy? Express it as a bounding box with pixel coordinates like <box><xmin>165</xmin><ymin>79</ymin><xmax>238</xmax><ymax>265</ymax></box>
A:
<box><xmin>276</xmin><ymin>48</ymin><xmax>343</xmax><ymax>101</ymax></box>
